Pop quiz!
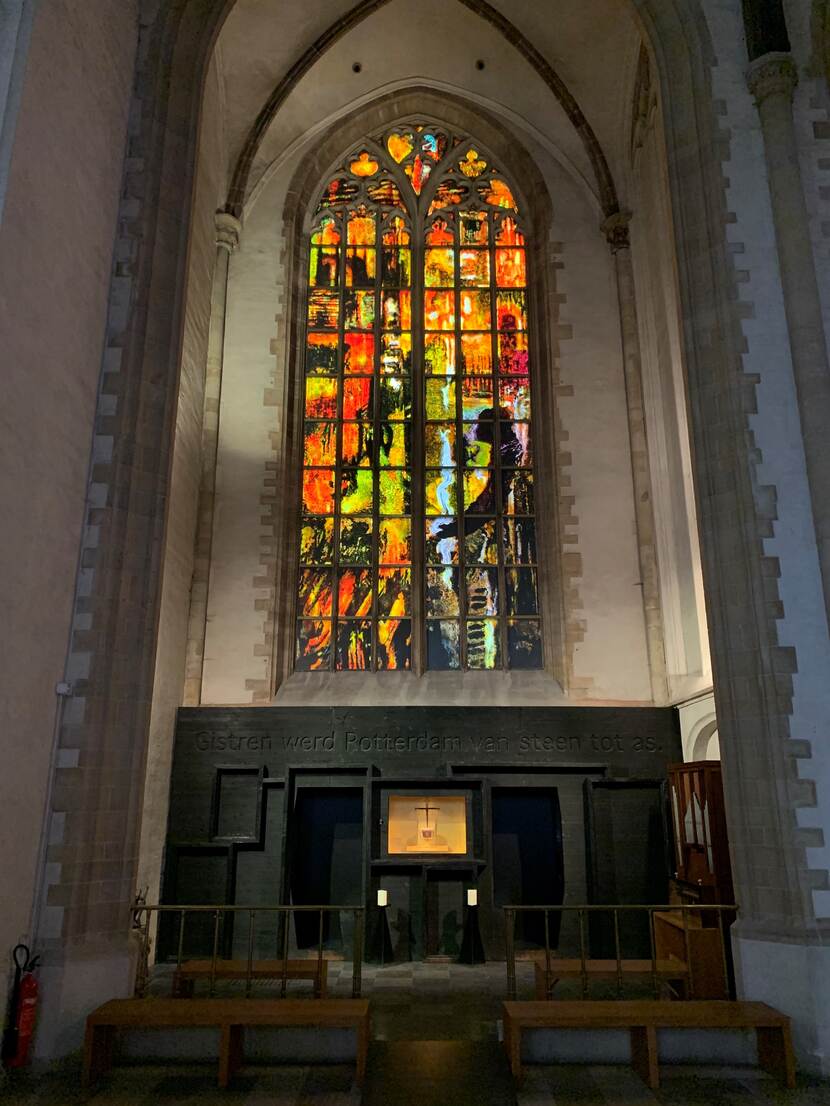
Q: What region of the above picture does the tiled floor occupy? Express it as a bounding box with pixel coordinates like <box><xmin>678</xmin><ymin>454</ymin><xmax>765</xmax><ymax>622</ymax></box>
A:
<box><xmin>4</xmin><ymin>963</ymin><xmax>830</xmax><ymax>1105</ymax></box>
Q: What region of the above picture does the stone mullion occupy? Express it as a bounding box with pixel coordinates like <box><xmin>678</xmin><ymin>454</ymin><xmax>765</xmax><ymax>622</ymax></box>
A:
<box><xmin>183</xmin><ymin>212</ymin><xmax>241</xmax><ymax>705</ymax></box>
<box><xmin>602</xmin><ymin>212</ymin><xmax>669</xmax><ymax>705</ymax></box>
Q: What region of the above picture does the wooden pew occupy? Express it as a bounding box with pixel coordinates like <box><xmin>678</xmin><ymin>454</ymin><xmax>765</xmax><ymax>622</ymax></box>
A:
<box><xmin>171</xmin><ymin>958</ymin><xmax>328</xmax><ymax>997</ymax></box>
<box><xmin>83</xmin><ymin>997</ymin><xmax>369</xmax><ymax>1088</ymax></box>
<box><xmin>502</xmin><ymin>999</ymin><xmax>795</xmax><ymax>1090</ymax></box>
<box><xmin>533</xmin><ymin>957</ymin><xmax>689</xmax><ymax>999</ymax></box>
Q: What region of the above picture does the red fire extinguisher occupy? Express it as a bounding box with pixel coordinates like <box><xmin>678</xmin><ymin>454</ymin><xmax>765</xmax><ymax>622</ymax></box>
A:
<box><xmin>2</xmin><ymin>945</ymin><xmax>40</xmax><ymax>1070</ymax></box>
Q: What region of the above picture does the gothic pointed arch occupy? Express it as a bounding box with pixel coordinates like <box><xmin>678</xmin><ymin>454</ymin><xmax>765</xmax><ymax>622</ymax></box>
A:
<box><xmin>291</xmin><ymin>112</ymin><xmax>551</xmax><ymax>674</ymax></box>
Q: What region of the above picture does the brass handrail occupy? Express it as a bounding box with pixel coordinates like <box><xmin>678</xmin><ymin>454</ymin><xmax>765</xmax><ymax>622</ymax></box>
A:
<box><xmin>132</xmin><ymin>902</ymin><xmax>366</xmax><ymax>999</ymax></box>
<box><xmin>502</xmin><ymin>902</ymin><xmax>737</xmax><ymax>1001</ymax></box>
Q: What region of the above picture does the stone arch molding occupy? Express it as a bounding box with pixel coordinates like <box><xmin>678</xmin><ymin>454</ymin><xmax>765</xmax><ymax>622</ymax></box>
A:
<box><xmin>219</xmin><ymin>0</ymin><xmax>621</xmax><ymax>220</ymax></box>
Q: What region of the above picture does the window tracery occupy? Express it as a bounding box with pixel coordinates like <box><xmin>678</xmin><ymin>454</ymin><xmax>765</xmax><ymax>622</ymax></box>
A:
<box><xmin>297</xmin><ymin>122</ymin><xmax>540</xmax><ymax>672</ymax></box>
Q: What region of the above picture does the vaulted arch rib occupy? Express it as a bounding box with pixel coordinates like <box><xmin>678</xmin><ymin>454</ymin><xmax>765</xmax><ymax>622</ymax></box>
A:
<box><xmin>223</xmin><ymin>0</ymin><xmax>620</xmax><ymax>219</ymax></box>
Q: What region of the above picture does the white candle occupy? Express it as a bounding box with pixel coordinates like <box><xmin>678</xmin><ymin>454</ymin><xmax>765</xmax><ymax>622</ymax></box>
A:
<box><xmin>377</xmin><ymin>889</ymin><xmax>388</xmax><ymax>907</ymax></box>
<box><xmin>467</xmin><ymin>889</ymin><xmax>478</xmax><ymax>907</ymax></box>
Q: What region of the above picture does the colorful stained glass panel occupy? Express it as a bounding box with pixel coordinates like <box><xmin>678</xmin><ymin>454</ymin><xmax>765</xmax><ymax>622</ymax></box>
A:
<box><xmin>466</xmin><ymin>620</ymin><xmax>501</xmax><ymax>668</ymax></box>
<box><xmin>382</xmin><ymin>290</ymin><xmax>411</xmax><ymax>329</ymax></box>
<box><xmin>425</xmin><ymin>424</ymin><xmax>456</xmax><ymax>467</ymax></box>
<box><xmin>378</xmin><ymin>422</ymin><xmax>410</xmax><ymax>467</ymax></box>
<box><xmin>466</xmin><ymin>567</ymin><xmax>499</xmax><ymax>616</ymax></box>
<box><xmin>379</xmin><ymin>376</ymin><xmax>411</xmax><ymax>421</ymax></box>
<box><xmin>462</xmin><ymin>376</ymin><xmax>494</xmax><ymax>422</ymax></box>
<box><xmin>425</xmin><ymin>248</ymin><xmax>455</xmax><ymax>287</ymax></box>
<box><xmin>305</xmin><ymin>377</ymin><xmax>338</xmax><ymax>419</ymax></box>
<box><xmin>508</xmin><ymin>619</ymin><xmax>542</xmax><ymax>668</ymax></box>
<box><xmin>499</xmin><ymin>377</ymin><xmax>531</xmax><ymax>419</ymax></box>
<box><xmin>506</xmin><ymin>567</ymin><xmax>538</xmax><ymax>616</ymax></box>
<box><xmin>309</xmin><ymin>247</ymin><xmax>339</xmax><ymax>288</ymax></box>
<box><xmin>504</xmin><ymin>470</ymin><xmax>534</xmax><ymax>515</ymax></box>
<box><xmin>306</xmin><ymin>333</ymin><xmax>338</xmax><ymax>375</ymax></box>
<box><xmin>379</xmin><ymin>518</ymin><xmax>412</xmax><ymax>564</ymax></box>
<box><xmin>497</xmin><ymin>291</ymin><xmax>527</xmax><ymax>331</ymax></box>
<box><xmin>303</xmin><ymin>469</ymin><xmax>335</xmax><ymax>514</ymax></box>
<box><xmin>460</xmin><ymin>211</ymin><xmax>488</xmax><ymax>245</ymax></box>
<box><xmin>339</xmin><ymin>517</ymin><xmax>373</xmax><ymax>564</ymax></box>
<box><xmin>427</xmin><ymin>568</ymin><xmax>460</xmax><ymax>616</ymax></box>
<box><xmin>340</xmin><ymin>469</ymin><xmax>374</xmax><ymax>514</ymax></box>
<box><xmin>377</xmin><ymin>620</ymin><xmax>411</xmax><ymax>669</ymax></box>
<box><xmin>498</xmin><ymin>332</ymin><xmax>529</xmax><ymax>375</ymax></box>
<box><xmin>298</xmin><ymin>569</ymin><xmax>333</xmax><ymax>617</ymax></box>
<box><xmin>502</xmin><ymin>518</ymin><xmax>537</xmax><ymax>564</ymax></box>
<box><xmin>338</xmin><ymin>568</ymin><xmax>373</xmax><ymax>617</ymax></box>
<box><xmin>300</xmin><ymin>518</ymin><xmax>334</xmax><ymax>564</ymax></box>
<box><xmin>425</xmin><ymin>518</ymin><xmax>459</xmax><ymax>564</ymax></box>
<box><xmin>378</xmin><ymin>568</ymin><xmax>411</xmax><ymax>616</ymax></box>
<box><xmin>460</xmin><ymin>333</ymin><xmax>492</xmax><ymax>375</ymax></box>
<box><xmin>459</xmin><ymin>249</ymin><xmax>490</xmax><ymax>287</ymax></box>
<box><xmin>495</xmin><ymin>248</ymin><xmax>526</xmax><ymax>287</ymax></box>
<box><xmin>427</xmin><ymin>620</ymin><xmax>461</xmax><ymax>669</ymax></box>
<box><xmin>341</xmin><ymin>422</ymin><xmax>373</xmax><ymax>467</ymax></box>
<box><xmin>304</xmin><ymin>421</ymin><xmax>337</xmax><ymax>466</ymax></box>
<box><xmin>308</xmin><ymin>290</ymin><xmax>339</xmax><ymax>328</ymax></box>
<box><xmin>345</xmin><ymin>248</ymin><xmax>375</xmax><ymax>287</ymax></box>
<box><xmin>424</xmin><ymin>291</ymin><xmax>455</xmax><ymax>330</ymax></box>
<box><xmin>336</xmin><ymin>620</ymin><xmax>372</xmax><ymax>670</ymax></box>
<box><xmin>425</xmin><ymin>378</ymin><xmax>456</xmax><ymax>420</ymax></box>
<box><xmin>296</xmin><ymin>620</ymin><xmax>332</xmax><ymax>670</ymax></box>
<box><xmin>425</xmin><ymin>470</ymin><xmax>458</xmax><ymax>516</ymax></box>
<box><xmin>465</xmin><ymin>519</ymin><xmax>498</xmax><ymax>565</ymax></box>
<box><xmin>460</xmin><ymin>291</ymin><xmax>491</xmax><ymax>330</ymax></box>
<box><xmin>425</xmin><ymin>334</ymin><xmax>456</xmax><ymax>375</ymax></box>
<box><xmin>380</xmin><ymin>332</ymin><xmax>411</xmax><ymax>375</ymax></box>
<box><xmin>344</xmin><ymin>290</ymin><xmax>375</xmax><ymax>330</ymax></box>
<box><xmin>342</xmin><ymin>377</ymin><xmax>373</xmax><ymax>419</ymax></box>
<box><xmin>379</xmin><ymin>470</ymin><xmax>411</xmax><ymax>515</ymax></box>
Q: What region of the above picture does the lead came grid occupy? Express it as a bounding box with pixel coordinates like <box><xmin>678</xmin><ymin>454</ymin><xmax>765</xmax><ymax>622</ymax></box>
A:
<box><xmin>423</xmin><ymin>208</ymin><xmax>540</xmax><ymax>670</ymax></box>
<box><xmin>296</xmin><ymin>128</ymin><xmax>542</xmax><ymax>672</ymax></box>
<box><xmin>299</xmin><ymin>205</ymin><xmax>413</xmax><ymax>671</ymax></box>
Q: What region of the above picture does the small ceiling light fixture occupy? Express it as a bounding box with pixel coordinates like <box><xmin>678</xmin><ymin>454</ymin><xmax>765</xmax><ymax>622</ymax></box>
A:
<box><xmin>475</xmin><ymin>59</ymin><xmax>485</xmax><ymax>70</ymax></box>
<box><xmin>352</xmin><ymin>61</ymin><xmax>363</xmax><ymax>73</ymax></box>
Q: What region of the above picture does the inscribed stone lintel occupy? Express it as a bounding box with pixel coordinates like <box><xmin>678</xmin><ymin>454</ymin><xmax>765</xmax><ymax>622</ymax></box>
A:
<box><xmin>173</xmin><ymin>705</ymin><xmax>681</xmax><ymax>776</ymax></box>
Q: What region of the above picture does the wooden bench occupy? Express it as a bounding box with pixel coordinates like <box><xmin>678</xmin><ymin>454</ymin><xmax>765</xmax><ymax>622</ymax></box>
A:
<box><xmin>172</xmin><ymin>958</ymin><xmax>328</xmax><ymax>998</ymax></box>
<box><xmin>83</xmin><ymin>997</ymin><xmax>369</xmax><ymax>1088</ymax></box>
<box><xmin>533</xmin><ymin>957</ymin><xmax>689</xmax><ymax>999</ymax></box>
<box><xmin>502</xmin><ymin>999</ymin><xmax>795</xmax><ymax>1090</ymax></box>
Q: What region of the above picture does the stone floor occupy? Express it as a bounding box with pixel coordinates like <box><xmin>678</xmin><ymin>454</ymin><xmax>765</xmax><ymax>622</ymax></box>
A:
<box><xmin>3</xmin><ymin>963</ymin><xmax>830</xmax><ymax>1105</ymax></box>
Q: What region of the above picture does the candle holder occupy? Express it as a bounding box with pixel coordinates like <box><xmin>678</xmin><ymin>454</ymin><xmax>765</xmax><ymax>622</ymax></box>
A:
<box><xmin>459</xmin><ymin>887</ymin><xmax>485</xmax><ymax>964</ymax></box>
<box><xmin>366</xmin><ymin>889</ymin><xmax>395</xmax><ymax>965</ymax></box>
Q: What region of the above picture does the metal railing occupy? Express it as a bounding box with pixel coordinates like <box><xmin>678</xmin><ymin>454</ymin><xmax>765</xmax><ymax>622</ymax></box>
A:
<box><xmin>503</xmin><ymin>903</ymin><xmax>737</xmax><ymax>1001</ymax></box>
<box><xmin>132</xmin><ymin>903</ymin><xmax>365</xmax><ymax>999</ymax></box>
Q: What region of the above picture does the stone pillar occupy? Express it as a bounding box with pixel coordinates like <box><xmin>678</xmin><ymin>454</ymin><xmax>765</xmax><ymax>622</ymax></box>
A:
<box><xmin>182</xmin><ymin>210</ymin><xmax>240</xmax><ymax>705</ymax></box>
<box><xmin>747</xmin><ymin>52</ymin><xmax>830</xmax><ymax>631</ymax></box>
<box><xmin>602</xmin><ymin>212</ymin><xmax>669</xmax><ymax>704</ymax></box>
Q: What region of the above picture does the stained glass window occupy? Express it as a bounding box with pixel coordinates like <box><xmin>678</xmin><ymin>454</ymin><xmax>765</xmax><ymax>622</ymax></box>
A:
<box><xmin>297</xmin><ymin>122</ymin><xmax>541</xmax><ymax>672</ymax></box>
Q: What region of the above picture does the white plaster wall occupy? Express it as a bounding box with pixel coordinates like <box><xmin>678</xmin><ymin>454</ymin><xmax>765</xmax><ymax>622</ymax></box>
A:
<box><xmin>201</xmin><ymin>174</ymin><xmax>284</xmax><ymax>703</ymax></box>
<box><xmin>137</xmin><ymin>52</ymin><xmax>229</xmax><ymax>902</ymax></box>
<box><xmin>202</xmin><ymin>109</ymin><xmax>652</xmax><ymax>704</ymax></box>
<box><xmin>0</xmin><ymin>0</ymin><xmax>137</xmax><ymax>983</ymax></box>
<box><xmin>704</xmin><ymin>0</ymin><xmax>830</xmax><ymax>919</ymax></box>
<box><xmin>549</xmin><ymin>156</ymin><xmax>652</xmax><ymax>701</ymax></box>
<box><xmin>629</xmin><ymin>99</ymin><xmax>712</xmax><ymax>703</ymax></box>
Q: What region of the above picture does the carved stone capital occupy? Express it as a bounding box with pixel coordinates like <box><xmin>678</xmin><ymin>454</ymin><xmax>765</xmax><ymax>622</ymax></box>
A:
<box><xmin>215</xmin><ymin>210</ymin><xmax>241</xmax><ymax>253</ymax></box>
<box><xmin>746</xmin><ymin>52</ymin><xmax>797</xmax><ymax>107</ymax></box>
<box><xmin>601</xmin><ymin>210</ymin><xmax>632</xmax><ymax>253</ymax></box>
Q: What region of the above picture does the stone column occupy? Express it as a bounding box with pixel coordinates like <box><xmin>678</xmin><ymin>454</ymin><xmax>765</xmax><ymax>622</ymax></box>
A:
<box><xmin>183</xmin><ymin>210</ymin><xmax>241</xmax><ymax>705</ymax></box>
<box><xmin>602</xmin><ymin>212</ymin><xmax>669</xmax><ymax>704</ymax></box>
<box><xmin>747</xmin><ymin>52</ymin><xmax>830</xmax><ymax>631</ymax></box>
